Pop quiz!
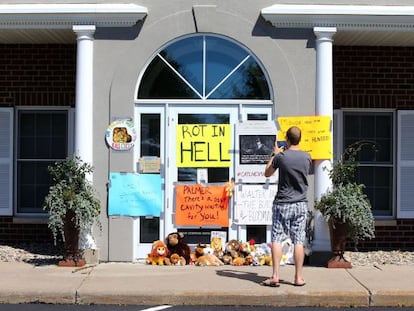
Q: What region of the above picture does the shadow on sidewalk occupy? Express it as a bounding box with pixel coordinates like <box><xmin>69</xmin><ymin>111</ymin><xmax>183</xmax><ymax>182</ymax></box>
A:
<box><xmin>216</xmin><ymin>268</ymin><xmax>299</xmax><ymax>287</ymax></box>
<box><xmin>216</xmin><ymin>269</ymin><xmax>266</xmax><ymax>285</ymax></box>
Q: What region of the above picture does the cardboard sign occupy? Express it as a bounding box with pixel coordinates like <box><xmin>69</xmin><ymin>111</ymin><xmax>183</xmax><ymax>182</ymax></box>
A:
<box><xmin>108</xmin><ymin>172</ymin><xmax>162</xmax><ymax>216</ymax></box>
<box><xmin>175</xmin><ymin>184</ymin><xmax>229</xmax><ymax>226</ymax></box>
<box><xmin>277</xmin><ymin>116</ymin><xmax>331</xmax><ymax>159</ymax></box>
<box><xmin>234</xmin><ymin>184</ymin><xmax>277</xmax><ymax>225</ymax></box>
<box><xmin>176</xmin><ymin>124</ymin><xmax>231</xmax><ymax>167</ymax></box>
<box><xmin>235</xmin><ymin>121</ymin><xmax>278</xmax><ymax>183</ymax></box>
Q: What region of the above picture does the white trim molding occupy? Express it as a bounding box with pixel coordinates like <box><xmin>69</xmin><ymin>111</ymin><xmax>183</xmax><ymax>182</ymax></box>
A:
<box><xmin>0</xmin><ymin>3</ymin><xmax>147</xmax><ymax>29</ymax></box>
<box><xmin>261</xmin><ymin>4</ymin><xmax>414</xmax><ymax>30</ymax></box>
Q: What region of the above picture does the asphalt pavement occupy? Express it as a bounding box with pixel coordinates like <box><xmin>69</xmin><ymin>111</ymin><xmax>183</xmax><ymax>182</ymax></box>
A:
<box><xmin>0</xmin><ymin>261</ymin><xmax>413</xmax><ymax>308</ymax></box>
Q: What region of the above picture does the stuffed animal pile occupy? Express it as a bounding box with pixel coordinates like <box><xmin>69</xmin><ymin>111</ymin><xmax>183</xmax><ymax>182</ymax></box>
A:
<box><xmin>165</xmin><ymin>231</ymin><xmax>191</xmax><ymax>265</ymax></box>
<box><xmin>145</xmin><ymin>232</ymin><xmax>294</xmax><ymax>267</ymax></box>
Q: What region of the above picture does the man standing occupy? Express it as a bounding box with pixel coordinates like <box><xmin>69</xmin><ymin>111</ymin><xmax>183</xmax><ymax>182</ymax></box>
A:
<box><xmin>262</xmin><ymin>126</ymin><xmax>312</xmax><ymax>287</ymax></box>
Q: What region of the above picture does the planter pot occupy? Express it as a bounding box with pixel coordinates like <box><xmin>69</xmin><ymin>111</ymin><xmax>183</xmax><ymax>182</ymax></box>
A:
<box><xmin>327</xmin><ymin>219</ymin><xmax>352</xmax><ymax>269</ymax></box>
<box><xmin>58</xmin><ymin>211</ymin><xmax>86</xmax><ymax>267</ymax></box>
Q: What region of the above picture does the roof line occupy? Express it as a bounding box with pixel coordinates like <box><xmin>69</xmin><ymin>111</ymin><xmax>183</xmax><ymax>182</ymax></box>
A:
<box><xmin>261</xmin><ymin>4</ymin><xmax>414</xmax><ymax>30</ymax></box>
<box><xmin>0</xmin><ymin>3</ymin><xmax>148</xmax><ymax>28</ymax></box>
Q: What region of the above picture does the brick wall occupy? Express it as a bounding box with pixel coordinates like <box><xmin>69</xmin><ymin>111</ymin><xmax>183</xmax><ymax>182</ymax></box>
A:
<box><xmin>350</xmin><ymin>220</ymin><xmax>414</xmax><ymax>251</ymax></box>
<box><xmin>0</xmin><ymin>44</ymin><xmax>75</xmax><ymax>243</ymax></box>
<box><xmin>334</xmin><ymin>46</ymin><xmax>414</xmax><ymax>110</ymax></box>
<box><xmin>0</xmin><ymin>44</ymin><xmax>76</xmax><ymax>107</ymax></box>
<box><xmin>0</xmin><ymin>217</ymin><xmax>54</xmax><ymax>244</ymax></box>
<box><xmin>334</xmin><ymin>46</ymin><xmax>414</xmax><ymax>251</ymax></box>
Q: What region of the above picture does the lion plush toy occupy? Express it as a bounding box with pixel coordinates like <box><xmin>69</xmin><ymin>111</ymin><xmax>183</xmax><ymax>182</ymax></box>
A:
<box><xmin>146</xmin><ymin>240</ymin><xmax>169</xmax><ymax>265</ymax></box>
<box><xmin>225</xmin><ymin>239</ymin><xmax>242</xmax><ymax>259</ymax></box>
<box><xmin>195</xmin><ymin>246</ymin><xmax>224</xmax><ymax>267</ymax></box>
<box><xmin>165</xmin><ymin>232</ymin><xmax>191</xmax><ymax>265</ymax></box>
<box><xmin>169</xmin><ymin>253</ymin><xmax>186</xmax><ymax>266</ymax></box>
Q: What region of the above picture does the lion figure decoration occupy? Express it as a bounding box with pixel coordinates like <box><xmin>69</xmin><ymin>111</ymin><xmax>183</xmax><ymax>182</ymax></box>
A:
<box><xmin>146</xmin><ymin>240</ymin><xmax>169</xmax><ymax>265</ymax></box>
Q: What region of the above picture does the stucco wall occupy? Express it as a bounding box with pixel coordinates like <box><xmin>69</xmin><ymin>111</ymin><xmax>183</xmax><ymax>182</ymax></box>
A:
<box><xmin>92</xmin><ymin>1</ymin><xmax>317</xmax><ymax>260</ymax></box>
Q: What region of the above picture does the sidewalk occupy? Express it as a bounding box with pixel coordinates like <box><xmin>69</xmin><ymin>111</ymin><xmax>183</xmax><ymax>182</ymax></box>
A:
<box><xmin>0</xmin><ymin>261</ymin><xmax>414</xmax><ymax>307</ymax></box>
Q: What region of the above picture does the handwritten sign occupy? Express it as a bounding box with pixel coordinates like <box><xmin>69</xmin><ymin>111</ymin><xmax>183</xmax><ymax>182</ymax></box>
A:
<box><xmin>108</xmin><ymin>172</ymin><xmax>162</xmax><ymax>216</ymax></box>
<box><xmin>277</xmin><ymin>116</ymin><xmax>331</xmax><ymax>159</ymax></box>
<box><xmin>234</xmin><ymin>184</ymin><xmax>277</xmax><ymax>225</ymax></box>
<box><xmin>175</xmin><ymin>184</ymin><xmax>229</xmax><ymax>226</ymax></box>
<box><xmin>138</xmin><ymin>157</ymin><xmax>161</xmax><ymax>173</ymax></box>
<box><xmin>176</xmin><ymin>124</ymin><xmax>231</xmax><ymax>167</ymax></box>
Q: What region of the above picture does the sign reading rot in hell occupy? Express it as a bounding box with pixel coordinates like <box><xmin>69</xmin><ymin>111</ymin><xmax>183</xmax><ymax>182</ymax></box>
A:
<box><xmin>175</xmin><ymin>184</ymin><xmax>229</xmax><ymax>227</ymax></box>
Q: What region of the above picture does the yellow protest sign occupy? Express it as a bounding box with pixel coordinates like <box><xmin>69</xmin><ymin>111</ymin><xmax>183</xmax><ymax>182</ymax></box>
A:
<box><xmin>277</xmin><ymin>116</ymin><xmax>331</xmax><ymax>160</ymax></box>
<box><xmin>176</xmin><ymin>124</ymin><xmax>231</xmax><ymax>167</ymax></box>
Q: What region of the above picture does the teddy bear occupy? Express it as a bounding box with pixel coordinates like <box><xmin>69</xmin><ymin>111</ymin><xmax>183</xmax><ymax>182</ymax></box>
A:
<box><xmin>221</xmin><ymin>253</ymin><xmax>233</xmax><ymax>265</ymax></box>
<box><xmin>239</xmin><ymin>241</ymin><xmax>251</xmax><ymax>257</ymax></box>
<box><xmin>251</xmin><ymin>242</ymin><xmax>272</xmax><ymax>266</ymax></box>
<box><xmin>225</xmin><ymin>239</ymin><xmax>241</xmax><ymax>259</ymax></box>
<box><xmin>281</xmin><ymin>238</ymin><xmax>294</xmax><ymax>265</ymax></box>
<box><xmin>165</xmin><ymin>231</ymin><xmax>191</xmax><ymax>265</ymax></box>
<box><xmin>189</xmin><ymin>242</ymin><xmax>206</xmax><ymax>263</ymax></box>
<box><xmin>231</xmin><ymin>256</ymin><xmax>245</xmax><ymax>266</ymax></box>
<box><xmin>169</xmin><ymin>253</ymin><xmax>186</xmax><ymax>266</ymax></box>
<box><xmin>146</xmin><ymin>240</ymin><xmax>169</xmax><ymax>265</ymax></box>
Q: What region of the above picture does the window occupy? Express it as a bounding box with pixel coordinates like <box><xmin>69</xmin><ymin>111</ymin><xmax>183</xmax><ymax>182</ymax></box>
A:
<box><xmin>139</xmin><ymin>113</ymin><xmax>160</xmax><ymax>242</ymax></box>
<box><xmin>342</xmin><ymin>111</ymin><xmax>394</xmax><ymax>217</ymax></box>
<box><xmin>137</xmin><ymin>35</ymin><xmax>270</xmax><ymax>100</ymax></box>
<box><xmin>16</xmin><ymin>110</ymin><xmax>69</xmax><ymax>214</ymax></box>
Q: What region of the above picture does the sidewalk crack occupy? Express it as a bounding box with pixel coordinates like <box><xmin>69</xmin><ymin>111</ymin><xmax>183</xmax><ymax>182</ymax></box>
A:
<box><xmin>346</xmin><ymin>268</ymin><xmax>373</xmax><ymax>306</ymax></box>
<box><xmin>72</xmin><ymin>264</ymin><xmax>96</xmax><ymax>304</ymax></box>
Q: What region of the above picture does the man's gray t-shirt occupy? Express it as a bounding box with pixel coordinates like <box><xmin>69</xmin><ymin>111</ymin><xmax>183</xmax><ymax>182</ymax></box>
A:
<box><xmin>271</xmin><ymin>149</ymin><xmax>312</xmax><ymax>203</ymax></box>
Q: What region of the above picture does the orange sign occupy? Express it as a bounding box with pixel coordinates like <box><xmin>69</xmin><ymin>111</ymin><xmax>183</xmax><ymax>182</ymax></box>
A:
<box><xmin>175</xmin><ymin>184</ymin><xmax>229</xmax><ymax>227</ymax></box>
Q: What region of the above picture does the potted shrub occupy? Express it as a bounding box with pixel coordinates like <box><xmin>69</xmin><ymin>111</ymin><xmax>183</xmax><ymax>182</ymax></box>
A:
<box><xmin>314</xmin><ymin>141</ymin><xmax>375</xmax><ymax>268</ymax></box>
<box><xmin>43</xmin><ymin>156</ymin><xmax>101</xmax><ymax>267</ymax></box>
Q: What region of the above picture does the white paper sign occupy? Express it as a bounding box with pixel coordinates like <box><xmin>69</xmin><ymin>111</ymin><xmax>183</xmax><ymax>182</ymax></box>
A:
<box><xmin>235</xmin><ymin>121</ymin><xmax>278</xmax><ymax>183</ymax></box>
<box><xmin>234</xmin><ymin>184</ymin><xmax>277</xmax><ymax>225</ymax></box>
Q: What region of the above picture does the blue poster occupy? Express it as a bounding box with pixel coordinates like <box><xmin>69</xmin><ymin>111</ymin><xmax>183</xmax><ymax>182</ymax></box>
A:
<box><xmin>108</xmin><ymin>172</ymin><xmax>162</xmax><ymax>216</ymax></box>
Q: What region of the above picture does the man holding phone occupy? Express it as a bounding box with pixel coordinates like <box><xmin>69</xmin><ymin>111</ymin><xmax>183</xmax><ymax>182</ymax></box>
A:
<box><xmin>262</xmin><ymin>126</ymin><xmax>312</xmax><ymax>287</ymax></box>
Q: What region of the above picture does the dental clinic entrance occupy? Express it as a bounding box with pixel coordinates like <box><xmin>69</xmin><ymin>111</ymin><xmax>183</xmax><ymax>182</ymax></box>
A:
<box><xmin>132</xmin><ymin>34</ymin><xmax>274</xmax><ymax>259</ymax></box>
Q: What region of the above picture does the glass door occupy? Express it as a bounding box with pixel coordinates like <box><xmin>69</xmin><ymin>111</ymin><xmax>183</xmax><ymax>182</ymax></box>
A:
<box><xmin>166</xmin><ymin>105</ymin><xmax>238</xmax><ymax>242</ymax></box>
<box><xmin>134</xmin><ymin>103</ymin><xmax>273</xmax><ymax>257</ymax></box>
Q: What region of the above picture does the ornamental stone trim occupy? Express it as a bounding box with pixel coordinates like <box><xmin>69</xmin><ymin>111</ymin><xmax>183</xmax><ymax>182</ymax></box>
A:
<box><xmin>261</xmin><ymin>4</ymin><xmax>414</xmax><ymax>31</ymax></box>
<box><xmin>0</xmin><ymin>3</ymin><xmax>147</xmax><ymax>29</ymax></box>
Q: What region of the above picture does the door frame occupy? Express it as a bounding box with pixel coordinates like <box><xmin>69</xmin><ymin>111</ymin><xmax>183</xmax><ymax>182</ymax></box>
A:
<box><xmin>134</xmin><ymin>102</ymin><xmax>274</xmax><ymax>258</ymax></box>
<box><xmin>133</xmin><ymin>104</ymin><xmax>165</xmax><ymax>259</ymax></box>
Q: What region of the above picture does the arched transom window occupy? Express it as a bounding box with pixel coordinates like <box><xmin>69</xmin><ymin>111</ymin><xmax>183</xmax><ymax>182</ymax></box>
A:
<box><xmin>137</xmin><ymin>34</ymin><xmax>270</xmax><ymax>100</ymax></box>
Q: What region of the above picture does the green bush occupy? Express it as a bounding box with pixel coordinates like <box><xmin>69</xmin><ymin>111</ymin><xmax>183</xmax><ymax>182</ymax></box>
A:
<box><xmin>43</xmin><ymin>156</ymin><xmax>101</xmax><ymax>244</ymax></box>
<box><xmin>314</xmin><ymin>142</ymin><xmax>375</xmax><ymax>245</ymax></box>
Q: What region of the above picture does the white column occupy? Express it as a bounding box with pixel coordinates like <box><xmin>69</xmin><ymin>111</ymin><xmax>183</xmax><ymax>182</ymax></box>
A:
<box><xmin>73</xmin><ymin>25</ymin><xmax>96</xmax><ymax>251</ymax></box>
<box><xmin>312</xmin><ymin>27</ymin><xmax>336</xmax><ymax>252</ymax></box>
<box><xmin>73</xmin><ymin>25</ymin><xmax>95</xmax><ymax>166</ymax></box>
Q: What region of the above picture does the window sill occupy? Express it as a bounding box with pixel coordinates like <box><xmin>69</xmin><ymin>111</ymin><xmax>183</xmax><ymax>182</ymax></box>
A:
<box><xmin>374</xmin><ymin>219</ymin><xmax>397</xmax><ymax>226</ymax></box>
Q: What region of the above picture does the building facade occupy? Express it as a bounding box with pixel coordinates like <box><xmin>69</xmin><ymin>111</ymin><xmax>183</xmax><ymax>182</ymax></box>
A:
<box><xmin>1</xmin><ymin>1</ymin><xmax>413</xmax><ymax>262</ymax></box>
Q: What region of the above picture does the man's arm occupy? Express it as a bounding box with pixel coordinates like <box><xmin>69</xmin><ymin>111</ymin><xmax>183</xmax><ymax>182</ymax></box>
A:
<box><xmin>264</xmin><ymin>155</ymin><xmax>276</xmax><ymax>177</ymax></box>
<box><xmin>264</xmin><ymin>141</ymin><xmax>283</xmax><ymax>177</ymax></box>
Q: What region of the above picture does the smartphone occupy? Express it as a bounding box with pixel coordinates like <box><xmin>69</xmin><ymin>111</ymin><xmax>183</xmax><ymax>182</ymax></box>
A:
<box><xmin>277</xmin><ymin>141</ymin><xmax>287</xmax><ymax>149</ymax></box>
